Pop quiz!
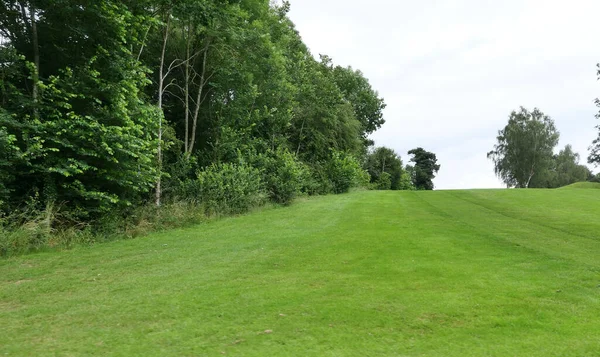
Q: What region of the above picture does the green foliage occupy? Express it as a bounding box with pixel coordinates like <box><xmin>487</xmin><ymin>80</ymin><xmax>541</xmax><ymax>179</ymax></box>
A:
<box><xmin>256</xmin><ymin>149</ymin><xmax>307</xmax><ymax>205</ymax></box>
<box><xmin>375</xmin><ymin>171</ymin><xmax>392</xmax><ymax>190</ymax></box>
<box><xmin>589</xmin><ymin>173</ymin><xmax>600</xmax><ymax>183</ymax></box>
<box><xmin>0</xmin><ymin>1</ymin><xmax>159</xmax><ymax>216</ymax></box>
<box><xmin>296</xmin><ymin>163</ymin><xmax>333</xmax><ymax>196</ymax></box>
<box><xmin>0</xmin><ymin>0</ymin><xmax>389</xmax><ymax>243</ymax></box>
<box><xmin>331</xmin><ymin>65</ymin><xmax>386</xmax><ymax>141</ymax></box>
<box><xmin>183</xmin><ymin>163</ymin><xmax>264</xmax><ymax>215</ymax></box>
<box><xmin>397</xmin><ymin>170</ymin><xmax>415</xmax><ymax>190</ymax></box>
<box><xmin>488</xmin><ymin>107</ymin><xmax>559</xmax><ymax>188</ymax></box>
<box><xmin>365</xmin><ymin>146</ymin><xmax>404</xmax><ymax>190</ymax></box>
<box><xmin>529</xmin><ymin>145</ymin><xmax>591</xmax><ymax>188</ymax></box>
<box><xmin>290</xmin><ymin>56</ymin><xmax>363</xmax><ymax>163</ymax></box>
<box><xmin>327</xmin><ymin>151</ymin><xmax>368</xmax><ymax>194</ymax></box>
<box><xmin>0</xmin><ymin>114</ymin><xmax>19</xmax><ymax>210</ymax></box>
<box><xmin>408</xmin><ymin>148</ymin><xmax>440</xmax><ymax>190</ymax></box>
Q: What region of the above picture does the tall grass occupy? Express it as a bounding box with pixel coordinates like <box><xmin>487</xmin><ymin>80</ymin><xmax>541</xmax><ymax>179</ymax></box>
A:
<box><xmin>0</xmin><ymin>201</ymin><xmax>212</xmax><ymax>257</ymax></box>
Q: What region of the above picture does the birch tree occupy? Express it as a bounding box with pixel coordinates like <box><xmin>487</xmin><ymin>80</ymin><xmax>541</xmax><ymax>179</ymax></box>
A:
<box><xmin>488</xmin><ymin>107</ymin><xmax>559</xmax><ymax>188</ymax></box>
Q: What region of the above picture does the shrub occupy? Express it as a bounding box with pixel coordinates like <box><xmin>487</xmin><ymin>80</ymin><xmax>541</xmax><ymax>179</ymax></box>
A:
<box><xmin>182</xmin><ymin>163</ymin><xmax>264</xmax><ymax>215</ymax></box>
<box><xmin>0</xmin><ymin>120</ymin><xmax>19</xmax><ymax>213</ymax></box>
<box><xmin>258</xmin><ymin>149</ymin><xmax>307</xmax><ymax>205</ymax></box>
<box><xmin>162</xmin><ymin>154</ymin><xmax>199</xmax><ymax>202</ymax></box>
<box><xmin>299</xmin><ymin>163</ymin><xmax>333</xmax><ymax>195</ymax></box>
<box><xmin>327</xmin><ymin>151</ymin><xmax>369</xmax><ymax>194</ymax></box>
<box><xmin>375</xmin><ymin>172</ymin><xmax>392</xmax><ymax>190</ymax></box>
<box><xmin>397</xmin><ymin>171</ymin><xmax>415</xmax><ymax>190</ymax></box>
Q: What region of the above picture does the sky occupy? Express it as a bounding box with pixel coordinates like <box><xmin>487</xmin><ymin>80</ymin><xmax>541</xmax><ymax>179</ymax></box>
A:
<box><xmin>286</xmin><ymin>0</ymin><xmax>600</xmax><ymax>189</ymax></box>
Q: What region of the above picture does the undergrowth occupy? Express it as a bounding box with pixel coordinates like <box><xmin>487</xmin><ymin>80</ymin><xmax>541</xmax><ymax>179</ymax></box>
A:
<box><xmin>0</xmin><ymin>200</ymin><xmax>248</xmax><ymax>257</ymax></box>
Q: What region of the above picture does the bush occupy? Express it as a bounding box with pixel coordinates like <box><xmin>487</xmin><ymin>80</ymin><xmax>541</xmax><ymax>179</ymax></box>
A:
<box><xmin>397</xmin><ymin>171</ymin><xmax>415</xmax><ymax>190</ymax></box>
<box><xmin>0</xmin><ymin>120</ymin><xmax>19</xmax><ymax>213</ymax></box>
<box><xmin>327</xmin><ymin>151</ymin><xmax>369</xmax><ymax>194</ymax></box>
<box><xmin>182</xmin><ymin>163</ymin><xmax>264</xmax><ymax>215</ymax></box>
<box><xmin>298</xmin><ymin>163</ymin><xmax>333</xmax><ymax>195</ymax></box>
<box><xmin>375</xmin><ymin>172</ymin><xmax>392</xmax><ymax>190</ymax></box>
<box><xmin>257</xmin><ymin>149</ymin><xmax>307</xmax><ymax>205</ymax></box>
<box><xmin>162</xmin><ymin>154</ymin><xmax>199</xmax><ymax>201</ymax></box>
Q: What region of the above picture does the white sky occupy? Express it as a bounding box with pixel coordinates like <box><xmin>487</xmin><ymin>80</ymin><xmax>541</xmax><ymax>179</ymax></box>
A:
<box><xmin>287</xmin><ymin>0</ymin><xmax>600</xmax><ymax>189</ymax></box>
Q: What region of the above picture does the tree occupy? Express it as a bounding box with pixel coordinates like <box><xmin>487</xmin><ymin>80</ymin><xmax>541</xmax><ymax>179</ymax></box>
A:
<box><xmin>364</xmin><ymin>146</ymin><xmax>403</xmax><ymax>190</ymax></box>
<box><xmin>408</xmin><ymin>148</ymin><xmax>440</xmax><ymax>190</ymax></box>
<box><xmin>589</xmin><ymin>64</ymin><xmax>600</xmax><ymax>165</ymax></box>
<box><xmin>397</xmin><ymin>169</ymin><xmax>414</xmax><ymax>190</ymax></box>
<box><xmin>0</xmin><ymin>1</ymin><xmax>159</xmax><ymax>216</ymax></box>
<box><xmin>0</xmin><ymin>110</ymin><xmax>19</xmax><ymax>210</ymax></box>
<box><xmin>0</xmin><ymin>0</ymin><xmax>388</xmax><ymax>221</ymax></box>
<box><xmin>529</xmin><ymin>145</ymin><xmax>591</xmax><ymax>188</ymax></box>
<box><xmin>554</xmin><ymin>145</ymin><xmax>590</xmax><ymax>187</ymax></box>
<box><xmin>487</xmin><ymin>107</ymin><xmax>559</xmax><ymax>188</ymax></box>
<box><xmin>331</xmin><ymin>65</ymin><xmax>386</xmax><ymax>145</ymax></box>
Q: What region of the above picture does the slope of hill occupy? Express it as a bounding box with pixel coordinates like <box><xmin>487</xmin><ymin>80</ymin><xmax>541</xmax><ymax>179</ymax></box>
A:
<box><xmin>560</xmin><ymin>181</ymin><xmax>600</xmax><ymax>189</ymax></box>
<box><xmin>2</xmin><ymin>189</ymin><xmax>600</xmax><ymax>356</ymax></box>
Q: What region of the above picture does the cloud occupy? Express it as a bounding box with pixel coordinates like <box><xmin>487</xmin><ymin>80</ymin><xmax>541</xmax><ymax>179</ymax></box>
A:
<box><xmin>288</xmin><ymin>0</ymin><xmax>600</xmax><ymax>188</ymax></box>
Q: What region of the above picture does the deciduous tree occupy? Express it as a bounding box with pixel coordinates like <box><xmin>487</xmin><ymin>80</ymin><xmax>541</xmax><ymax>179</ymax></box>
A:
<box><xmin>488</xmin><ymin>107</ymin><xmax>559</xmax><ymax>188</ymax></box>
<box><xmin>364</xmin><ymin>147</ymin><xmax>403</xmax><ymax>190</ymax></box>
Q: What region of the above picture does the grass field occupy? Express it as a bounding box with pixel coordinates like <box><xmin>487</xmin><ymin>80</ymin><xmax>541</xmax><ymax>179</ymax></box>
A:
<box><xmin>2</xmin><ymin>188</ymin><xmax>600</xmax><ymax>356</ymax></box>
<box><xmin>560</xmin><ymin>181</ymin><xmax>600</xmax><ymax>189</ymax></box>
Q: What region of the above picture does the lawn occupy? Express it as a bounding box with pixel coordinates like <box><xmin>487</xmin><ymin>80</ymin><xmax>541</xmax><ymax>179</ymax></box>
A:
<box><xmin>2</xmin><ymin>188</ymin><xmax>600</xmax><ymax>356</ymax></box>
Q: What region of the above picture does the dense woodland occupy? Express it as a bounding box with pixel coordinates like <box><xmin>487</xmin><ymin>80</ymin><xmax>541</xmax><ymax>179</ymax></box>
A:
<box><xmin>0</xmin><ymin>1</ymin><xmax>379</xmax><ymax>215</ymax></box>
<box><xmin>0</xmin><ymin>0</ymin><xmax>438</xmax><ymax>253</ymax></box>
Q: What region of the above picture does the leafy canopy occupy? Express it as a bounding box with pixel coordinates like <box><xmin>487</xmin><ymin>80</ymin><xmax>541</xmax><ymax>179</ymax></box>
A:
<box><xmin>488</xmin><ymin>107</ymin><xmax>559</xmax><ymax>188</ymax></box>
<box><xmin>408</xmin><ymin>147</ymin><xmax>440</xmax><ymax>190</ymax></box>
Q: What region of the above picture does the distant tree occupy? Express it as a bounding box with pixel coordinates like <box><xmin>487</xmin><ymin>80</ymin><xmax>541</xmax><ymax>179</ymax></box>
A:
<box><xmin>397</xmin><ymin>170</ymin><xmax>415</xmax><ymax>190</ymax></box>
<box><xmin>408</xmin><ymin>148</ymin><xmax>440</xmax><ymax>190</ymax></box>
<box><xmin>589</xmin><ymin>64</ymin><xmax>600</xmax><ymax>165</ymax></box>
<box><xmin>364</xmin><ymin>147</ymin><xmax>403</xmax><ymax>190</ymax></box>
<box><xmin>528</xmin><ymin>145</ymin><xmax>591</xmax><ymax>188</ymax></box>
<box><xmin>404</xmin><ymin>165</ymin><xmax>416</xmax><ymax>190</ymax></box>
<box><xmin>487</xmin><ymin>107</ymin><xmax>559</xmax><ymax>188</ymax></box>
<box><xmin>553</xmin><ymin>145</ymin><xmax>590</xmax><ymax>187</ymax></box>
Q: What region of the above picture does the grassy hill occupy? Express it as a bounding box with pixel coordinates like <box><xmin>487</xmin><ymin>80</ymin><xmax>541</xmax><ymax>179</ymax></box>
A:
<box><xmin>559</xmin><ymin>181</ymin><xmax>600</xmax><ymax>189</ymax></box>
<box><xmin>2</xmin><ymin>188</ymin><xmax>600</xmax><ymax>356</ymax></box>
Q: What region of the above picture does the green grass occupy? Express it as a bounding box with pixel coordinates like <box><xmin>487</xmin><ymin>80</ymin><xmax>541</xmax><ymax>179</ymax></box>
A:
<box><xmin>2</xmin><ymin>188</ymin><xmax>600</xmax><ymax>356</ymax></box>
<box><xmin>559</xmin><ymin>181</ymin><xmax>600</xmax><ymax>189</ymax></box>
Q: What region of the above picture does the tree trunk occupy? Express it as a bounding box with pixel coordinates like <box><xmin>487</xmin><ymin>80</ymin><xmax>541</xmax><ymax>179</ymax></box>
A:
<box><xmin>526</xmin><ymin>171</ymin><xmax>534</xmax><ymax>188</ymax></box>
<box><xmin>296</xmin><ymin>119</ymin><xmax>305</xmax><ymax>156</ymax></box>
<box><xmin>30</xmin><ymin>2</ymin><xmax>39</xmax><ymax>112</ymax></box>
<box><xmin>156</xmin><ymin>15</ymin><xmax>170</xmax><ymax>207</ymax></box>
<box><xmin>188</xmin><ymin>39</ymin><xmax>211</xmax><ymax>156</ymax></box>
<box><xmin>20</xmin><ymin>1</ymin><xmax>39</xmax><ymax>117</ymax></box>
<box><xmin>184</xmin><ymin>23</ymin><xmax>191</xmax><ymax>154</ymax></box>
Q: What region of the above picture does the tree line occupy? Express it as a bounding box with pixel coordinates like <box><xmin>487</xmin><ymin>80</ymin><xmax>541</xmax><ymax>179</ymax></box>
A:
<box><xmin>0</xmin><ymin>0</ymin><xmax>438</xmax><ymax>249</ymax></box>
<box><xmin>489</xmin><ymin>71</ymin><xmax>600</xmax><ymax>188</ymax></box>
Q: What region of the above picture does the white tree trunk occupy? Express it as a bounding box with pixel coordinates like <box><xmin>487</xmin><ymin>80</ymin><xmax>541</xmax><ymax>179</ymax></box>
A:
<box><xmin>156</xmin><ymin>16</ymin><xmax>170</xmax><ymax>207</ymax></box>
